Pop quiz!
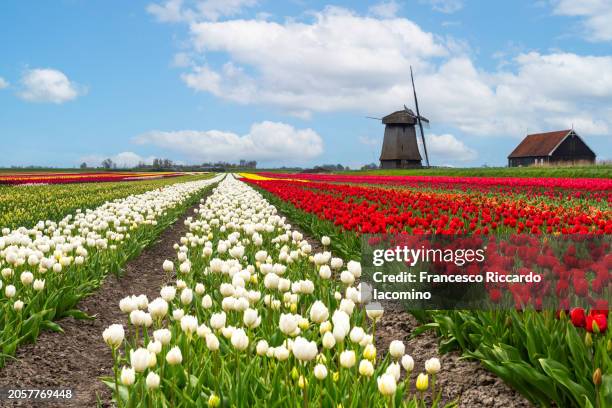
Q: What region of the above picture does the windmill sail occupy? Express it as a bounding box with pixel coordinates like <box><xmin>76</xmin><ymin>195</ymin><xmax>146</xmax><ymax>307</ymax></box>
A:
<box><xmin>410</xmin><ymin>66</ymin><xmax>430</xmax><ymax>167</ymax></box>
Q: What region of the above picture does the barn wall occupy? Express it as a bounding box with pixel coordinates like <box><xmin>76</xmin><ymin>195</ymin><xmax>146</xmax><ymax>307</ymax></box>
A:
<box><xmin>551</xmin><ymin>134</ymin><xmax>596</xmax><ymax>163</ymax></box>
<box><xmin>509</xmin><ymin>157</ymin><xmax>541</xmax><ymax>167</ymax></box>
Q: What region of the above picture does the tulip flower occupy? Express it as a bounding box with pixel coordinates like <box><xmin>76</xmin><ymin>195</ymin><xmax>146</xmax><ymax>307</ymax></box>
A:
<box><xmin>377</xmin><ymin>373</ymin><xmax>397</xmax><ymax>396</ymax></box>
<box><xmin>103</xmin><ymin>324</ymin><xmax>125</xmax><ymax>349</ymax></box>
<box><xmin>146</xmin><ymin>372</ymin><xmax>160</xmax><ymax>390</ymax></box>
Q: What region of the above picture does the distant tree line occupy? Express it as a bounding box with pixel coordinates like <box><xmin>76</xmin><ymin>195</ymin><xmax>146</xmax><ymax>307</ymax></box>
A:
<box><xmin>77</xmin><ymin>158</ymin><xmax>258</xmax><ymax>172</ymax></box>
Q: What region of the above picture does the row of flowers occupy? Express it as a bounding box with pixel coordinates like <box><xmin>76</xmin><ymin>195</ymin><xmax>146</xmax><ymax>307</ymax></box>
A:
<box><xmin>245</xmin><ymin>179</ymin><xmax>611</xmax><ymax>235</ymax></box>
<box><xmin>0</xmin><ymin>171</ymin><xmax>184</xmax><ymax>185</ymax></box>
<box><xmin>256</xmin><ymin>172</ymin><xmax>612</xmax><ymax>194</ymax></box>
<box><xmin>102</xmin><ymin>175</ymin><xmax>450</xmax><ymax>407</ymax></box>
<box><xmin>0</xmin><ymin>175</ymin><xmax>223</xmax><ymax>364</ymax></box>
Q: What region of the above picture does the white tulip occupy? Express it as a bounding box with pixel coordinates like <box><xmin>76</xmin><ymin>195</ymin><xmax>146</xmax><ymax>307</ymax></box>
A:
<box><xmin>5</xmin><ymin>285</ymin><xmax>16</xmax><ymax>298</ymax></box>
<box><xmin>339</xmin><ymin>350</ymin><xmax>356</xmax><ymax>368</ymax></box>
<box><xmin>292</xmin><ymin>337</ymin><xmax>318</xmax><ymax>361</ymax></box>
<box><xmin>166</xmin><ymin>346</ymin><xmax>183</xmax><ymax>365</ymax></box>
<box><xmin>20</xmin><ymin>271</ymin><xmax>34</xmax><ymax>286</ymax></box>
<box><xmin>180</xmin><ymin>315</ymin><xmax>198</xmax><ymax>335</ymax></box>
<box><xmin>210</xmin><ymin>312</ymin><xmax>226</xmax><ymax>330</ymax></box>
<box><xmin>401</xmin><ymin>355</ymin><xmax>415</xmax><ymax>372</ymax></box>
<box><xmin>160</xmin><ymin>286</ymin><xmax>176</xmax><ymax>301</ymax></box>
<box><xmin>377</xmin><ymin>373</ymin><xmax>396</xmax><ymax>396</ymax></box>
<box><xmin>359</xmin><ymin>359</ymin><xmax>374</xmax><ymax>377</ymax></box>
<box><xmin>33</xmin><ymin>279</ymin><xmax>45</xmax><ymax>291</ymax></box>
<box><xmin>103</xmin><ymin>324</ymin><xmax>125</xmax><ymax>348</ymax></box>
<box><xmin>309</xmin><ymin>301</ymin><xmax>329</xmax><ymax>323</ymax></box>
<box><xmin>121</xmin><ymin>367</ymin><xmax>135</xmax><ymax>386</ymax></box>
<box><xmin>231</xmin><ymin>328</ymin><xmax>249</xmax><ymax>351</ymax></box>
<box><xmin>153</xmin><ymin>328</ymin><xmax>172</xmax><ymax>345</ymax></box>
<box><xmin>162</xmin><ymin>260</ymin><xmax>174</xmax><ymax>272</ymax></box>
<box><xmin>314</xmin><ymin>364</ymin><xmax>328</xmax><ymax>380</ymax></box>
<box><xmin>130</xmin><ymin>347</ymin><xmax>150</xmax><ymax>372</ymax></box>
<box><xmin>389</xmin><ymin>340</ymin><xmax>405</xmax><ymax>359</ymax></box>
<box><xmin>425</xmin><ymin>357</ymin><xmax>441</xmax><ymax>374</ymax></box>
<box><xmin>146</xmin><ymin>372</ymin><xmax>160</xmax><ymax>389</ymax></box>
<box><xmin>256</xmin><ymin>340</ymin><xmax>269</xmax><ymax>356</ymax></box>
<box><xmin>206</xmin><ymin>333</ymin><xmax>220</xmax><ymax>351</ymax></box>
<box><xmin>201</xmin><ymin>294</ymin><xmax>213</xmax><ymax>308</ymax></box>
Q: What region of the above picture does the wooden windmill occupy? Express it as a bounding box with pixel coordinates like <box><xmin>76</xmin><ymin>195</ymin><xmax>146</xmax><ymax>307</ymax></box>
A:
<box><xmin>375</xmin><ymin>67</ymin><xmax>430</xmax><ymax>169</ymax></box>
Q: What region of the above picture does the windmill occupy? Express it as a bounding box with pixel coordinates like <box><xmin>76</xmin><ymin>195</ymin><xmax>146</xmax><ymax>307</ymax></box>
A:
<box><xmin>368</xmin><ymin>66</ymin><xmax>430</xmax><ymax>168</ymax></box>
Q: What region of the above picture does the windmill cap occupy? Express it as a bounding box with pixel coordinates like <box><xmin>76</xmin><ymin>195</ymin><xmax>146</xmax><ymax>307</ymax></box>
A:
<box><xmin>382</xmin><ymin>109</ymin><xmax>417</xmax><ymax>125</ymax></box>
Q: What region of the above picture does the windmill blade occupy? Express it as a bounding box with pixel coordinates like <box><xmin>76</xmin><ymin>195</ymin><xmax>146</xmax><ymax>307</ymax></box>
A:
<box><xmin>365</xmin><ymin>116</ymin><xmax>382</xmax><ymax>120</ymax></box>
<box><xmin>417</xmin><ymin>115</ymin><xmax>429</xmax><ymax>124</ymax></box>
<box><xmin>410</xmin><ymin>65</ymin><xmax>430</xmax><ymax>167</ymax></box>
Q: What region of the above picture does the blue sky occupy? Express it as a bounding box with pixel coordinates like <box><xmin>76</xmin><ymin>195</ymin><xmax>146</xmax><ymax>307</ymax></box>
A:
<box><xmin>1</xmin><ymin>0</ymin><xmax>611</xmax><ymax>168</ymax></box>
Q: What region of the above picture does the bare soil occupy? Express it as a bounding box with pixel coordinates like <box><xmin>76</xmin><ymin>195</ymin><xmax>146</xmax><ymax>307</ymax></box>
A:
<box><xmin>0</xmin><ymin>203</ymin><xmax>201</xmax><ymax>408</ymax></box>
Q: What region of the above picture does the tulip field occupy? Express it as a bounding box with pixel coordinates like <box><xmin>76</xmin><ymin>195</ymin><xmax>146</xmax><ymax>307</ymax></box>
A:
<box><xmin>238</xmin><ymin>172</ymin><xmax>611</xmax><ymax>407</ymax></box>
<box><xmin>0</xmin><ymin>173</ymin><xmax>220</xmax><ymax>366</ymax></box>
<box><xmin>0</xmin><ymin>170</ymin><xmax>610</xmax><ymax>407</ymax></box>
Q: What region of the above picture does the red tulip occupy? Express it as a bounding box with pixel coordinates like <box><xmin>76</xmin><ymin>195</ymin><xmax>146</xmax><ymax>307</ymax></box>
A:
<box><xmin>586</xmin><ymin>313</ymin><xmax>607</xmax><ymax>333</ymax></box>
<box><xmin>569</xmin><ymin>308</ymin><xmax>586</xmax><ymax>328</ymax></box>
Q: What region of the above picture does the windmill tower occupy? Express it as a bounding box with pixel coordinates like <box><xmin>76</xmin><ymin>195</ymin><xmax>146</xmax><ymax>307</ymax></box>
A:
<box><xmin>378</xmin><ymin>67</ymin><xmax>430</xmax><ymax>169</ymax></box>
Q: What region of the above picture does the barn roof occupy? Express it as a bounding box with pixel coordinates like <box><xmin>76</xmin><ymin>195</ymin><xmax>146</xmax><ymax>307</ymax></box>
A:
<box><xmin>382</xmin><ymin>109</ymin><xmax>417</xmax><ymax>125</ymax></box>
<box><xmin>508</xmin><ymin>130</ymin><xmax>572</xmax><ymax>158</ymax></box>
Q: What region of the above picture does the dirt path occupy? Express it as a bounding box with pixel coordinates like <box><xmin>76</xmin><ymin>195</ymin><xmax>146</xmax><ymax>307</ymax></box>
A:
<box><xmin>0</xmin><ymin>202</ymin><xmax>202</xmax><ymax>408</ymax></box>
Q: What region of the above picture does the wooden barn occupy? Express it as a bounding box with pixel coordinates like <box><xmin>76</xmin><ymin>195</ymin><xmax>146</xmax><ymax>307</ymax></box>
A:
<box><xmin>508</xmin><ymin>129</ymin><xmax>596</xmax><ymax>167</ymax></box>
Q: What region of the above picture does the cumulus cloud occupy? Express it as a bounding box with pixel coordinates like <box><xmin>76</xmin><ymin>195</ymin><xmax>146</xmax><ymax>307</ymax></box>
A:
<box><xmin>18</xmin><ymin>68</ymin><xmax>83</xmax><ymax>103</ymax></box>
<box><xmin>553</xmin><ymin>0</ymin><xmax>612</xmax><ymax>42</ymax></box>
<box><xmin>170</xmin><ymin>6</ymin><xmax>612</xmax><ymax>138</ymax></box>
<box><xmin>80</xmin><ymin>152</ymin><xmax>157</xmax><ymax>168</ymax></box>
<box><xmin>185</xmin><ymin>7</ymin><xmax>446</xmax><ymax>111</ymax></box>
<box><xmin>368</xmin><ymin>1</ymin><xmax>400</xmax><ymax>18</ymax></box>
<box><xmin>134</xmin><ymin>121</ymin><xmax>323</xmax><ymax>164</ymax></box>
<box><xmin>420</xmin><ymin>133</ymin><xmax>477</xmax><ymax>162</ymax></box>
<box><xmin>147</xmin><ymin>0</ymin><xmax>257</xmax><ymax>22</ymax></box>
<box><xmin>0</xmin><ymin>77</ymin><xmax>8</xmax><ymax>89</ymax></box>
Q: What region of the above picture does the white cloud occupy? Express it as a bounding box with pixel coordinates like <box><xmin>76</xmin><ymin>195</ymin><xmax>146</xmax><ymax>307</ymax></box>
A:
<box><xmin>147</xmin><ymin>0</ymin><xmax>257</xmax><ymax>22</ymax></box>
<box><xmin>18</xmin><ymin>68</ymin><xmax>83</xmax><ymax>103</ymax></box>
<box><xmin>185</xmin><ymin>7</ymin><xmax>446</xmax><ymax>112</ymax></box>
<box><xmin>163</xmin><ymin>6</ymin><xmax>612</xmax><ymax>139</ymax></box>
<box><xmin>553</xmin><ymin>0</ymin><xmax>612</xmax><ymax>42</ymax></box>
<box><xmin>368</xmin><ymin>1</ymin><xmax>400</xmax><ymax>18</ymax></box>
<box><xmin>420</xmin><ymin>133</ymin><xmax>477</xmax><ymax>162</ymax></box>
<box><xmin>134</xmin><ymin>121</ymin><xmax>323</xmax><ymax>164</ymax></box>
<box><xmin>423</xmin><ymin>0</ymin><xmax>464</xmax><ymax>14</ymax></box>
<box><xmin>80</xmin><ymin>152</ymin><xmax>157</xmax><ymax>168</ymax></box>
<box><xmin>0</xmin><ymin>77</ymin><xmax>8</xmax><ymax>89</ymax></box>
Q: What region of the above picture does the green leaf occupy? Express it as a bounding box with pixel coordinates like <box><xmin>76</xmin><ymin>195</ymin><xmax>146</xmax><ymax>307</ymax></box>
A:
<box><xmin>539</xmin><ymin>358</ymin><xmax>592</xmax><ymax>406</ymax></box>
